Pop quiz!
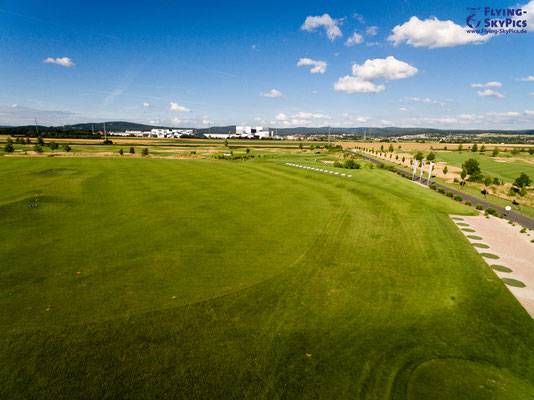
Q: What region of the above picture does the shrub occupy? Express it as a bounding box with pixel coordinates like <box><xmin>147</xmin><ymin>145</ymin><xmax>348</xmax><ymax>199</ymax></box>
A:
<box><xmin>443</xmin><ymin>166</ymin><xmax>448</xmax><ymax>175</ymax></box>
<box><xmin>453</xmin><ymin>178</ymin><xmax>459</xmax><ymax>183</ymax></box>
<box><xmin>486</xmin><ymin>207</ymin><xmax>497</xmax><ymax>215</ymax></box>
<box><xmin>430</xmin><ymin>184</ymin><xmax>437</xmax><ymax>190</ymax></box>
<box><xmin>465</xmin><ymin>200</ymin><xmax>472</xmax><ymax>206</ymax></box>
<box><xmin>438</xmin><ymin>187</ymin><xmax>445</xmax><ymax>194</ymax></box>
<box><xmin>476</xmin><ymin>204</ymin><xmax>484</xmax><ymax>210</ymax></box>
<box><xmin>446</xmin><ymin>191</ymin><xmax>453</xmax><ymax>197</ymax></box>
<box><xmin>33</xmin><ymin>144</ymin><xmax>43</xmax><ymax>153</ymax></box>
<box><xmin>119</xmin><ymin>148</ymin><xmax>123</xmax><ymax>155</ymax></box>
<box><xmin>454</xmin><ymin>195</ymin><xmax>463</xmax><ymax>201</ymax></box>
<box><xmin>334</xmin><ymin>161</ymin><xmax>342</xmax><ymax>168</ymax></box>
<box><xmin>4</xmin><ymin>143</ymin><xmax>14</xmax><ymax>153</ymax></box>
<box><xmin>141</xmin><ymin>148</ymin><xmax>148</xmax><ymax>157</ymax></box>
<box><xmin>63</xmin><ymin>144</ymin><xmax>71</xmax><ymax>152</ymax></box>
<box><xmin>129</xmin><ymin>147</ymin><xmax>135</xmax><ymax>154</ymax></box>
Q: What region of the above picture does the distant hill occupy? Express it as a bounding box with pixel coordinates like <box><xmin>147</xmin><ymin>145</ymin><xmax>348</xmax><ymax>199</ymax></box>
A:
<box><xmin>2</xmin><ymin>121</ymin><xmax>534</xmax><ymax>138</ymax></box>
<box><xmin>63</xmin><ymin>121</ymin><xmax>175</xmax><ymax>132</ymax></box>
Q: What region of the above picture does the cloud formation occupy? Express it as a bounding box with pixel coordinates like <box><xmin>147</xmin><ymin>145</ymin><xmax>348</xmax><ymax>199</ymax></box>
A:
<box><xmin>42</xmin><ymin>57</ymin><xmax>76</xmax><ymax>67</ymax></box>
<box><xmin>297</xmin><ymin>58</ymin><xmax>327</xmax><ymax>74</ymax></box>
<box><xmin>301</xmin><ymin>14</ymin><xmax>342</xmax><ymax>41</ymax></box>
<box><xmin>335</xmin><ymin>56</ymin><xmax>417</xmax><ymax>94</ymax></box>
<box><xmin>388</xmin><ymin>16</ymin><xmax>491</xmax><ymax>48</ymax></box>
<box><xmin>143</xmin><ymin>102</ymin><xmax>150</xmax><ymax>107</ymax></box>
<box><xmin>345</xmin><ymin>32</ymin><xmax>363</xmax><ymax>46</ymax></box>
<box><xmin>366</xmin><ymin>26</ymin><xmax>378</xmax><ymax>36</ymax></box>
<box><xmin>471</xmin><ymin>81</ymin><xmax>502</xmax><ymax>88</ymax></box>
<box><xmin>260</xmin><ymin>89</ymin><xmax>283</xmax><ymax>98</ymax></box>
<box><xmin>477</xmin><ymin>89</ymin><xmax>504</xmax><ymax>98</ymax></box>
<box><xmin>520</xmin><ymin>76</ymin><xmax>534</xmax><ymax>81</ymax></box>
<box><xmin>169</xmin><ymin>102</ymin><xmax>191</xmax><ymax>112</ymax></box>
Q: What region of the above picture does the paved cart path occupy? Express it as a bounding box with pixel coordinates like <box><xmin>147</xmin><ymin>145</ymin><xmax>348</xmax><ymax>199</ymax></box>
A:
<box><xmin>452</xmin><ymin>215</ymin><xmax>534</xmax><ymax>318</ymax></box>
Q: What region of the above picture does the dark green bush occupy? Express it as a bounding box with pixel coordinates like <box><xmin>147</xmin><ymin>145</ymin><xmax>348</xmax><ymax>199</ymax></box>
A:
<box><xmin>486</xmin><ymin>207</ymin><xmax>497</xmax><ymax>215</ymax></box>
<box><xmin>476</xmin><ymin>204</ymin><xmax>484</xmax><ymax>210</ymax></box>
<box><xmin>446</xmin><ymin>191</ymin><xmax>453</xmax><ymax>197</ymax></box>
<box><xmin>465</xmin><ymin>200</ymin><xmax>472</xmax><ymax>206</ymax></box>
<box><xmin>438</xmin><ymin>187</ymin><xmax>445</xmax><ymax>194</ymax></box>
<box><xmin>454</xmin><ymin>195</ymin><xmax>463</xmax><ymax>201</ymax></box>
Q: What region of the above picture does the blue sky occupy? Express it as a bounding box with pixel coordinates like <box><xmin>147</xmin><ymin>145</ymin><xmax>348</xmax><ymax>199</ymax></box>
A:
<box><xmin>0</xmin><ymin>0</ymin><xmax>533</xmax><ymax>129</ymax></box>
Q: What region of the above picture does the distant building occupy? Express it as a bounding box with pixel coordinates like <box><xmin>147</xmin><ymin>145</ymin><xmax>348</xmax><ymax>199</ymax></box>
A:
<box><xmin>235</xmin><ymin>126</ymin><xmax>273</xmax><ymax>139</ymax></box>
<box><xmin>205</xmin><ymin>133</ymin><xmax>231</xmax><ymax>139</ymax></box>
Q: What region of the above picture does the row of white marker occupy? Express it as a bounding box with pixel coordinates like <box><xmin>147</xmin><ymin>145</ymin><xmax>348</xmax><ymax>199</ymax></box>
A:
<box><xmin>285</xmin><ymin>163</ymin><xmax>352</xmax><ymax>178</ymax></box>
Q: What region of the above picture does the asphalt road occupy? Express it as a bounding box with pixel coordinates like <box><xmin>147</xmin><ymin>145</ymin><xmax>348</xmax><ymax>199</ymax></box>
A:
<box><xmin>348</xmin><ymin>150</ymin><xmax>534</xmax><ymax>230</ymax></box>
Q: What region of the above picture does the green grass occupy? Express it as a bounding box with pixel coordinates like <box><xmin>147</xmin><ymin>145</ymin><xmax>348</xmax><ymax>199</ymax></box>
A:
<box><xmin>480</xmin><ymin>253</ymin><xmax>500</xmax><ymax>259</ymax></box>
<box><xmin>472</xmin><ymin>243</ymin><xmax>490</xmax><ymax>249</ymax></box>
<box><xmin>434</xmin><ymin>152</ymin><xmax>534</xmax><ymax>184</ymax></box>
<box><xmin>456</xmin><ymin>222</ymin><xmax>470</xmax><ymax>226</ymax></box>
<box><xmin>501</xmin><ymin>278</ymin><xmax>527</xmax><ymax>288</ymax></box>
<box><xmin>467</xmin><ymin>235</ymin><xmax>483</xmax><ymax>240</ymax></box>
<box><xmin>1</xmin><ymin>156</ymin><xmax>534</xmax><ymax>399</ymax></box>
<box><xmin>462</xmin><ymin>228</ymin><xmax>476</xmax><ymax>232</ymax></box>
<box><xmin>492</xmin><ymin>265</ymin><xmax>513</xmax><ymax>273</ymax></box>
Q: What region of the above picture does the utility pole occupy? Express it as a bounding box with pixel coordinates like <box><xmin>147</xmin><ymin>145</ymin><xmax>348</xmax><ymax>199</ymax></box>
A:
<box><xmin>92</xmin><ymin>123</ymin><xmax>95</xmax><ymax>135</ymax></box>
<box><xmin>34</xmin><ymin>117</ymin><xmax>39</xmax><ymax>136</ymax></box>
<box><xmin>328</xmin><ymin>126</ymin><xmax>331</xmax><ymax>146</ymax></box>
<box><xmin>103</xmin><ymin>122</ymin><xmax>107</xmax><ymax>142</ymax></box>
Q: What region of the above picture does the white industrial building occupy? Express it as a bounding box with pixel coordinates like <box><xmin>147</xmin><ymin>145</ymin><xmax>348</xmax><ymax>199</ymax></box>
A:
<box><xmin>235</xmin><ymin>126</ymin><xmax>273</xmax><ymax>139</ymax></box>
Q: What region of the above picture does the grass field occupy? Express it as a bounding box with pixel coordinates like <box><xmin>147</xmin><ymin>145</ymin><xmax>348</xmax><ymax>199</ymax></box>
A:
<box><xmin>434</xmin><ymin>152</ymin><xmax>534</xmax><ymax>184</ymax></box>
<box><xmin>2</xmin><ymin>154</ymin><xmax>534</xmax><ymax>399</ymax></box>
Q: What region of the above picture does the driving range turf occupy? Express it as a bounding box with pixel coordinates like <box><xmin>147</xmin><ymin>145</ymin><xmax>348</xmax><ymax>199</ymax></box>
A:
<box><xmin>2</xmin><ymin>155</ymin><xmax>534</xmax><ymax>399</ymax></box>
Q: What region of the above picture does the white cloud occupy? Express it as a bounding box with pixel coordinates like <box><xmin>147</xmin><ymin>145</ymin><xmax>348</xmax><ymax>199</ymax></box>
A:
<box><xmin>172</xmin><ymin>118</ymin><xmax>181</xmax><ymax>125</ymax></box>
<box><xmin>353</xmin><ymin>13</ymin><xmax>365</xmax><ymax>24</ymax></box>
<box><xmin>169</xmin><ymin>102</ymin><xmax>191</xmax><ymax>112</ymax></box>
<box><xmin>293</xmin><ymin>112</ymin><xmax>331</xmax><ymax>119</ymax></box>
<box><xmin>10</xmin><ymin>104</ymin><xmax>17</xmax><ymax>108</ymax></box>
<box><xmin>351</xmin><ymin>56</ymin><xmax>418</xmax><ymax>81</ymax></box>
<box><xmin>518</xmin><ymin>0</ymin><xmax>534</xmax><ymax>31</ymax></box>
<box><xmin>366</xmin><ymin>26</ymin><xmax>378</xmax><ymax>36</ymax></box>
<box><xmin>276</xmin><ymin>113</ymin><xmax>287</xmax><ymax>121</ymax></box>
<box><xmin>251</xmin><ymin>44</ymin><xmax>258</xmax><ymax>51</ymax></box>
<box><xmin>471</xmin><ymin>81</ymin><xmax>501</xmax><ymax>88</ymax></box>
<box><xmin>345</xmin><ymin>32</ymin><xmax>363</xmax><ymax>46</ymax></box>
<box><xmin>477</xmin><ymin>89</ymin><xmax>504</xmax><ymax>98</ymax></box>
<box><xmin>42</xmin><ymin>57</ymin><xmax>76</xmax><ymax>67</ymax></box>
<box><xmin>388</xmin><ymin>16</ymin><xmax>492</xmax><ymax>48</ymax></box>
<box><xmin>301</xmin><ymin>14</ymin><xmax>342</xmax><ymax>41</ymax></box>
<box><xmin>342</xmin><ymin>113</ymin><xmax>371</xmax><ymax>122</ymax></box>
<box><xmin>297</xmin><ymin>58</ymin><xmax>327</xmax><ymax>74</ymax></box>
<box><xmin>380</xmin><ymin>120</ymin><xmax>394</xmax><ymax>126</ymax></box>
<box><xmin>400</xmin><ymin>107</ymin><xmax>408</xmax><ymax>111</ymax></box>
<box><xmin>334</xmin><ymin>76</ymin><xmax>385</xmax><ymax>93</ymax></box>
<box><xmin>487</xmin><ymin>111</ymin><xmax>521</xmax><ymax>117</ymax></box>
<box><xmin>405</xmin><ymin>97</ymin><xmax>444</xmax><ymax>105</ymax></box>
<box><xmin>143</xmin><ymin>102</ymin><xmax>150</xmax><ymax>107</ymax></box>
<box><xmin>520</xmin><ymin>76</ymin><xmax>534</xmax><ymax>81</ymax></box>
<box><xmin>366</xmin><ymin>42</ymin><xmax>380</xmax><ymax>47</ymax></box>
<box><xmin>149</xmin><ymin>120</ymin><xmax>159</xmax><ymax>125</ymax></box>
<box><xmin>334</xmin><ymin>56</ymin><xmax>416</xmax><ymax>94</ymax></box>
<box><xmin>260</xmin><ymin>89</ymin><xmax>283</xmax><ymax>98</ymax></box>
<box><xmin>531</xmin><ymin>92</ymin><xmax>534</xmax><ymax>96</ymax></box>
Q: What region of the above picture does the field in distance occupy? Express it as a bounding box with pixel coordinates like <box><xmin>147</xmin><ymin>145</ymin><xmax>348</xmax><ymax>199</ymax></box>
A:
<box><xmin>1</xmin><ymin>153</ymin><xmax>534</xmax><ymax>399</ymax></box>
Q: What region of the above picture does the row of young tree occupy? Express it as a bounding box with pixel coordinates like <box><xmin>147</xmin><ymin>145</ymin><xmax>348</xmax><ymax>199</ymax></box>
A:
<box><xmin>4</xmin><ymin>137</ymin><xmax>71</xmax><ymax>153</ymax></box>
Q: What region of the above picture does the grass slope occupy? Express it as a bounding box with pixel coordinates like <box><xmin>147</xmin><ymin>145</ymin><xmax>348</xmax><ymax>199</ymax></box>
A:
<box><xmin>1</xmin><ymin>156</ymin><xmax>534</xmax><ymax>399</ymax></box>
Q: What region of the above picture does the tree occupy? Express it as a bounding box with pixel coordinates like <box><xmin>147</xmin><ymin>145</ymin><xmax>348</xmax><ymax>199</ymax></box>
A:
<box><xmin>309</xmin><ymin>144</ymin><xmax>315</xmax><ymax>151</ymax></box>
<box><xmin>514</xmin><ymin>173</ymin><xmax>532</xmax><ymax>188</ymax></box>
<box><xmin>63</xmin><ymin>144</ymin><xmax>71</xmax><ymax>152</ymax></box>
<box><xmin>388</xmin><ymin>144</ymin><xmax>394</xmax><ymax>152</ymax></box>
<box><xmin>4</xmin><ymin>143</ymin><xmax>14</xmax><ymax>152</ymax></box>
<box><xmin>129</xmin><ymin>147</ymin><xmax>135</xmax><ymax>154</ymax></box>
<box><xmin>414</xmin><ymin>151</ymin><xmax>424</xmax><ymax>161</ymax></box>
<box><xmin>529</xmin><ymin>148</ymin><xmax>534</xmax><ymax>155</ymax></box>
<box><xmin>458</xmin><ymin>144</ymin><xmax>463</xmax><ymax>152</ymax></box>
<box><xmin>492</xmin><ymin>147</ymin><xmax>500</xmax><ymax>157</ymax></box>
<box><xmin>246</xmin><ymin>148</ymin><xmax>251</xmax><ymax>154</ymax></box>
<box><xmin>37</xmin><ymin>136</ymin><xmax>44</xmax><ymax>146</ymax></box>
<box><xmin>426</xmin><ymin>152</ymin><xmax>436</xmax><ymax>161</ymax></box>
<box><xmin>511</xmin><ymin>148</ymin><xmax>520</xmax><ymax>155</ymax></box>
<box><xmin>33</xmin><ymin>144</ymin><xmax>43</xmax><ymax>153</ymax></box>
<box><xmin>443</xmin><ymin>166</ymin><xmax>448</xmax><ymax>175</ymax></box>
<box><xmin>462</xmin><ymin>158</ymin><xmax>481</xmax><ymax>176</ymax></box>
<box><xmin>25</xmin><ymin>138</ymin><xmax>31</xmax><ymax>145</ymax></box>
<box><xmin>460</xmin><ymin>169</ymin><xmax>467</xmax><ymax>181</ymax></box>
<box><xmin>49</xmin><ymin>141</ymin><xmax>58</xmax><ymax>151</ymax></box>
<box><xmin>141</xmin><ymin>148</ymin><xmax>149</xmax><ymax>157</ymax></box>
<box><xmin>224</xmin><ymin>139</ymin><xmax>229</xmax><ymax>147</ymax></box>
<box><xmin>119</xmin><ymin>148</ymin><xmax>124</xmax><ymax>155</ymax></box>
<box><xmin>402</xmin><ymin>156</ymin><xmax>405</xmax><ymax>163</ymax></box>
<box><xmin>471</xmin><ymin>143</ymin><xmax>478</xmax><ymax>152</ymax></box>
<box><xmin>299</xmin><ymin>143</ymin><xmax>303</xmax><ymax>150</ymax></box>
<box><xmin>480</xmin><ymin>145</ymin><xmax>486</xmax><ymax>153</ymax></box>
